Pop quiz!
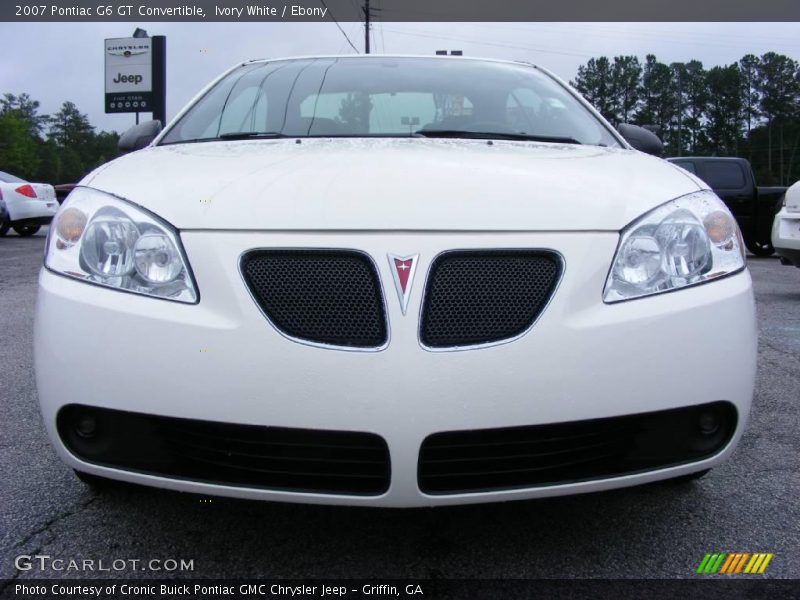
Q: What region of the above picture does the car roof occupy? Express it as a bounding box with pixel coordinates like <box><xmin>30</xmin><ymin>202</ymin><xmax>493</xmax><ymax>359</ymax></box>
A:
<box><xmin>0</xmin><ymin>170</ymin><xmax>27</xmax><ymax>183</ymax></box>
<box><xmin>241</xmin><ymin>54</ymin><xmax>539</xmax><ymax>70</ymax></box>
<box><xmin>667</xmin><ymin>157</ymin><xmax>746</xmax><ymax>162</ymax></box>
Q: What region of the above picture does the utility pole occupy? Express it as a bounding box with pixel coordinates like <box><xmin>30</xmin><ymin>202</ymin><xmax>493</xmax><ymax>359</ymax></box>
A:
<box><xmin>676</xmin><ymin>67</ymin><xmax>683</xmax><ymax>157</ymax></box>
<box><xmin>363</xmin><ymin>0</ymin><xmax>370</xmax><ymax>54</ymax></box>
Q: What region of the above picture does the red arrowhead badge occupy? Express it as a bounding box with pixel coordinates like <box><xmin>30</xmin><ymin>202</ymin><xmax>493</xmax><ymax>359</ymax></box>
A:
<box><xmin>388</xmin><ymin>254</ymin><xmax>419</xmax><ymax>315</ymax></box>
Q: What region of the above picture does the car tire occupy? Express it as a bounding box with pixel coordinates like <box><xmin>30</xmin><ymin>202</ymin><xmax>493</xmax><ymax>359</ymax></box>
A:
<box><xmin>13</xmin><ymin>224</ymin><xmax>41</xmax><ymax>237</ymax></box>
<box><xmin>0</xmin><ymin>217</ymin><xmax>9</xmax><ymax>237</ymax></box>
<box><xmin>745</xmin><ymin>239</ymin><xmax>775</xmax><ymax>257</ymax></box>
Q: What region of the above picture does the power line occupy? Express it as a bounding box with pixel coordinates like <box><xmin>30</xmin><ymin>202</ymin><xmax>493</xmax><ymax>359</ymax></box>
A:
<box><xmin>318</xmin><ymin>0</ymin><xmax>359</xmax><ymax>54</ymax></box>
<box><xmin>460</xmin><ymin>22</ymin><xmax>800</xmax><ymax>53</ymax></box>
<box><xmin>377</xmin><ymin>0</ymin><xmax>386</xmax><ymax>52</ymax></box>
<box><xmin>380</xmin><ymin>27</ymin><xmax>595</xmax><ymax>58</ymax></box>
<box><xmin>336</xmin><ymin>22</ymin><xmax>360</xmax><ymax>54</ymax></box>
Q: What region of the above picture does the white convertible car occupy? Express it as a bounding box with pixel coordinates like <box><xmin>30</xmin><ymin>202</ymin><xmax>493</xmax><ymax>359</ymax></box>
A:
<box><xmin>35</xmin><ymin>56</ymin><xmax>756</xmax><ymax>506</ymax></box>
<box><xmin>0</xmin><ymin>170</ymin><xmax>58</xmax><ymax>236</ymax></box>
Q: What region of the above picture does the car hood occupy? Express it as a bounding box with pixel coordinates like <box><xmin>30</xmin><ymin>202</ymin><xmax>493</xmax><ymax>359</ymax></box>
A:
<box><xmin>85</xmin><ymin>138</ymin><xmax>701</xmax><ymax>231</ymax></box>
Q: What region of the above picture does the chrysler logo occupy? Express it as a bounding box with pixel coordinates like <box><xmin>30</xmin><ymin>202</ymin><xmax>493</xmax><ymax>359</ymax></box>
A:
<box><xmin>388</xmin><ymin>254</ymin><xmax>419</xmax><ymax>315</ymax></box>
<box><xmin>107</xmin><ymin>49</ymin><xmax>148</xmax><ymax>57</ymax></box>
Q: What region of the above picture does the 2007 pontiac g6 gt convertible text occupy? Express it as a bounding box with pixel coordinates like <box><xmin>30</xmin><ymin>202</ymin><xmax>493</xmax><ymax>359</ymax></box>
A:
<box><xmin>35</xmin><ymin>56</ymin><xmax>756</xmax><ymax>506</ymax></box>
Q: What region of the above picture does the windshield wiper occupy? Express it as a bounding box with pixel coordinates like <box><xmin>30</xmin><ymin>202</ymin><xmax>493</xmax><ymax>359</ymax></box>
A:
<box><xmin>217</xmin><ymin>131</ymin><xmax>290</xmax><ymax>140</ymax></box>
<box><xmin>414</xmin><ymin>130</ymin><xmax>582</xmax><ymax>144</ymax></box>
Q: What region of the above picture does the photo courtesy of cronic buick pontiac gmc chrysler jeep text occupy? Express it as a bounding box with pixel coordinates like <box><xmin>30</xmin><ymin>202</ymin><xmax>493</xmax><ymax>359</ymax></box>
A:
<box><xmin>35</xmin><ymin>56</ymin><xmax>756</xmax><ymax>507</ymax></box>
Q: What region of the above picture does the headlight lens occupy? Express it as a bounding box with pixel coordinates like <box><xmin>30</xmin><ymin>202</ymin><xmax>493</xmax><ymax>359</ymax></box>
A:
<box><xmin>45</xmin><ymin>187</ymin><xmax>198</xmax><ymax>303</ymax></box>
<box><xmin>604</xmin><ymin>191</ymin><xmax>744</xmax><ymax>303</ymax></box>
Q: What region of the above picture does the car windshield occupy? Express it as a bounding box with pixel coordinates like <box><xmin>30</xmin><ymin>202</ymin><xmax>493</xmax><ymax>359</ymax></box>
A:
<box><xmin>0</xmin><ymin>170</ymin><xmax>27</xmax><ymax>183</ymax></box>
<box><xmin>159</xmin><ymin>57</ymin><xmax>620</xmax><ymax>147</ymax></box>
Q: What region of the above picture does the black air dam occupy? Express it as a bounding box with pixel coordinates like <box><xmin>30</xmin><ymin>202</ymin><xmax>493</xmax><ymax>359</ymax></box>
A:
<box><xmin>419</xmin><ymin>402</ymin><xmax>737</xmax><ymax>494</ymax></box>
<box><xmin>58</xmin><ymin>405</ymin><xmax>391</xmax><ymax>496</ymax></box>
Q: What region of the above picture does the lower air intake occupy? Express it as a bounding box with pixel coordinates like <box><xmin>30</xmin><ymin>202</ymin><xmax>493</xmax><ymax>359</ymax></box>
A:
<box><xmin>419</xmin><ymin>402</ymin><xmax>736</xmax><ymax>494</ymax></box>
<box><xmin>58</xmin><ymin>405</ymin><xmax>390</xmax><ymax>496</ymax></box>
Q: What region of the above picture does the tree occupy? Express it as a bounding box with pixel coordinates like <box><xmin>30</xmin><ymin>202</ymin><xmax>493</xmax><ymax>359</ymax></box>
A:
<box><xmin>0</xmin><ymin>93</ymin><xmax>119</xmax><ymax>184</ymax></box>
<box><xmin>47</xmin><ymin>101</ymin><xmax>96</xmax><ymax>182</ymax></box>
<box><xmin>738</xmin><ymin>54</ymin><xmax>761</xmax><ymax>135</ymax></box>
<box><xmin>90</xmin><ymin>130</ymin><xmax>120</xmax><ymax>170</ymax></box>
<box><xmin>756</xmin><ymin>52</ymin><xmax>800</xmax><ymax>182</ymax></box>
<box><xmin>671</xmin><ymin>61</ymin><xmax>708</xmax><ymax>155</ymax></box>
<box><xmin>0</xmin><ymin>111</ymin><xmax>40</xmax><ymax>178</ymax></box>
<box><xmin>705</xmin><ymin>64</ymin><xmax>743</xmax><ymax>155</ymax></box>
<box><xmin>48</xmin><ymin>101</ymin><xmax>94</xmax><ymax>148</ymax></box>
<box><xmin>635</xmin><ymin>55</ymin><xmax>677</xmax><ymax>152</ymax></box>
<box><xmin>337</xmin><ymin>92</ymin><xmax>372</xmax><ymax>132</ymax></box>
<box><xmin>574</xmin><ymin>51</ymin><xmax>798</xmax><ymax>180</ymax></box>
<box><xmin>610</xmin><ymin>56</ymin><xmax>642</xmax><ymax>124</ymax></box>
<box><xmin>571</xmin><ymin>57</ymin><xmax>615</xmax><ymax>122</ymax></box>
<box><xmin>0</xmin><ymin>92</ymin><xmax>49</xmax><ymax>137</ymax></box>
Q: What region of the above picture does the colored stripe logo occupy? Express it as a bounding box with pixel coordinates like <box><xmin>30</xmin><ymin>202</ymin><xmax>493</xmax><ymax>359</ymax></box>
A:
<box><xmin>696</xmin><ymin>552</ymin><xmax>774</xmax><ymax>574</ymax></box>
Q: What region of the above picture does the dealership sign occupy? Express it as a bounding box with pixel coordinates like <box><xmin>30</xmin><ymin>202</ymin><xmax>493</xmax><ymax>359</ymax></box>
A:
<box><xmin>104</xmin><ymin>37</ymin><xmax>155</xmax><ymax>113</ymax></box>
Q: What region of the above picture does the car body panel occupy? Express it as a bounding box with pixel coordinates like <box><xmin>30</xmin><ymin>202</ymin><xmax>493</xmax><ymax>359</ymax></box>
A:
<box><xmin>35</xmin><ymin>230</ymin><xmax>756</xmax><ymax>506</ymax></box>
<box><xmin>86</xmin><ymin>139</ymin><xmax>699</xmax><ymax>232</ymax></box>
<box><xmin>0</xmin><ymin>180</ymin><xmax>58</xmax><ymax>224</ymax></box>
<box><xmin>35</xmin><ymin>55</ymin><xmax>757</xmax><ymax>506</ymax></box>
<box><xmin>772</xmin><ymin>181</ymin><xmax>800</xmax><ymax>266</ymax></box>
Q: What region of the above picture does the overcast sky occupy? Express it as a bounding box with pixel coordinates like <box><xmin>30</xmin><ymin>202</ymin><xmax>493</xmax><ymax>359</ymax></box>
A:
<box><xmin>2</xmin><ymin>21</ymin><xmax>800</xmax><ymax>133</ymax></box>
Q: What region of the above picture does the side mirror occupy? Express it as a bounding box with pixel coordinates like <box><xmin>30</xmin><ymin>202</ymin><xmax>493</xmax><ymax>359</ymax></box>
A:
<box><xmin>118</xmin><ymin>120</ymin><xmax>162</xmax><ymax>153</ymax></box>
<box><xmin>617</xmin><ymin>123</ymin><xmax>663</xmax><ymax>156</ymax></box>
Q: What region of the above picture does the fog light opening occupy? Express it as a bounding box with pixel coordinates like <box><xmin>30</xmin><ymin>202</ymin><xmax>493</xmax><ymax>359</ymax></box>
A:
<box><xmin>698</xmin><ymin>411</ymin><xmax>720</xmax><ymax>436</ymax></box>
<box><xmin>75</xmin><ymin>414</ymin><xmax>98</xmax><ymax>439</ymax></box>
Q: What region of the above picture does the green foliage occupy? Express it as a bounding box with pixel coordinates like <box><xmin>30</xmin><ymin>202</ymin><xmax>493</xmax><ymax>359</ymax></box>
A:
<box><xmin>572</xmin><ymin>57</ymin><xmax>615</xmax><ymax>122</ymax></box>
<box><xmin>337</xmin><ymin>92</ymin><xmax>373</xmax><ymax>132</ymax></box>
<box><xmin>0</xmin><ymin>111</ymin><xmax>41</xmax><ymax>177</ymax></box>
<box><xmin>610</xmin><ymin>56</ymin><xmax>642</xmax><ymax>124</ymax></box>
<box><xmin>635</xmin><ymin>55</ymin><xmax>676</xmax><ymax>140</ymax></box>
<box><xmin>0</xmin><ymin>95</ymin><xmax>119</xmax><ymax>184</ymax></box>
<box><xmin>0</xmin><ymin>93</ymin><xmax>49</xmax><ymax>137</ymax></box>
<box><xmin>705</xmin><ymin>64</ymin><xmax>743</xmax><ymax>156</ymax></box>
<box><xmin>572</xmin><ymin>52</ymin><xmax>800</xmax><ymax>184</ymax></box>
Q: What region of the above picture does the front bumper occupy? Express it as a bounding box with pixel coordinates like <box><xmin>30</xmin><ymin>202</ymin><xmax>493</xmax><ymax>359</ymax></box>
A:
<box><xmin>772</xmin><ymin>207</ymin><xmax>800</xmax><ymax>266</ymax></box>
<box><xmin>35</xmin><ymin>231</ymin><xmax>757</xmax><ymax>507</ymax></box>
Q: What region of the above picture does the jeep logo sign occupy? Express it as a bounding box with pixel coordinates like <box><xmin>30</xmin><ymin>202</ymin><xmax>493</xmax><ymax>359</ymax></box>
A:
<box><xmin>113</xmin><ymin>73</ymin><xmax>144</xmax><ymax>85</ymax></box>
<box><xmin>105</xmin><ymin>37</ymin><xmax>152</xmax><ymax>94</ymax></box>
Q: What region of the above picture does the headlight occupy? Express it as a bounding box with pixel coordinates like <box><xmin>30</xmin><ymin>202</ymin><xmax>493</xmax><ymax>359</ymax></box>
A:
<box><xmin>604</xmin><ymin>191</ymin><xmax>744</xmax><ymax>303</ymax></box>
<box><xmin>45</xmin><ymin>187</ymin><xmax>198</xmax><ymax>303</ymax></box>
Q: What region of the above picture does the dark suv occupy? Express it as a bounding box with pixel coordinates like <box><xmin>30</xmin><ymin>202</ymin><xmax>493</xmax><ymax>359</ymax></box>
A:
<box><xmin>667</xmin><ymin>157</ymin><xmax>786</xmax><ymax>256</ymax></box>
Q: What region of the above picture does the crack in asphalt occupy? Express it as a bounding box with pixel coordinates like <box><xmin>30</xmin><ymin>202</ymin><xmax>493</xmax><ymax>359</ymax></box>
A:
<box><xmin>0</xmin><ymin>495</ymin><xmax>99</xmax><ymax>592</ymax></box>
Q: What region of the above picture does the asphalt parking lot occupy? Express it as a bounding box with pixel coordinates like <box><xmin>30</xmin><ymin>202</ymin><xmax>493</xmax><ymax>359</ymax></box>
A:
<box><xmin>1</xmin><ymin>228</ymin><xmax>799</xmax><ymax>582</ymax></box>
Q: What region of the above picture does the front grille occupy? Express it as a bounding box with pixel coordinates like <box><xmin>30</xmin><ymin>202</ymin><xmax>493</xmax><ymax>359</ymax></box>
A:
<box><xmin>58</xmin><ymin>405</ymin><xmax>391</xmax><ymax>496</ymax></box>
<box><xmin>241</xmin><ymin>249</ymin><xmax>387</xmax><ymax>349</ymax></box>
<box><xmin>419</xmin><ymin>402</ymin><xmax>737</xmax><ymax>494</ymax></box>
<box><xmin>420</xmin><ymin>250</ymin><xmax>562</xmax><ymax>348</ymax></box>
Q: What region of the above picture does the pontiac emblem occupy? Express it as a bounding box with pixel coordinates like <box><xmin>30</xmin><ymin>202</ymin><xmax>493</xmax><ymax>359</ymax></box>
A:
<box><xmin>388</xmin><ymin>254</ymin><xmax>419</xmax><ymax>315</ymax></box>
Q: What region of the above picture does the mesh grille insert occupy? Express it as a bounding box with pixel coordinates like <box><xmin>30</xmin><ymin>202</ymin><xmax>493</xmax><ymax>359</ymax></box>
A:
<box><xmin>242</xmin><ymin>250</ymin><xmax>387</xmax><ymax>348</ymax></box>
<box><xmin>420</xmin><ymin>250</ymin><xmax>562</xmax><ymax>348</ymax></box>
